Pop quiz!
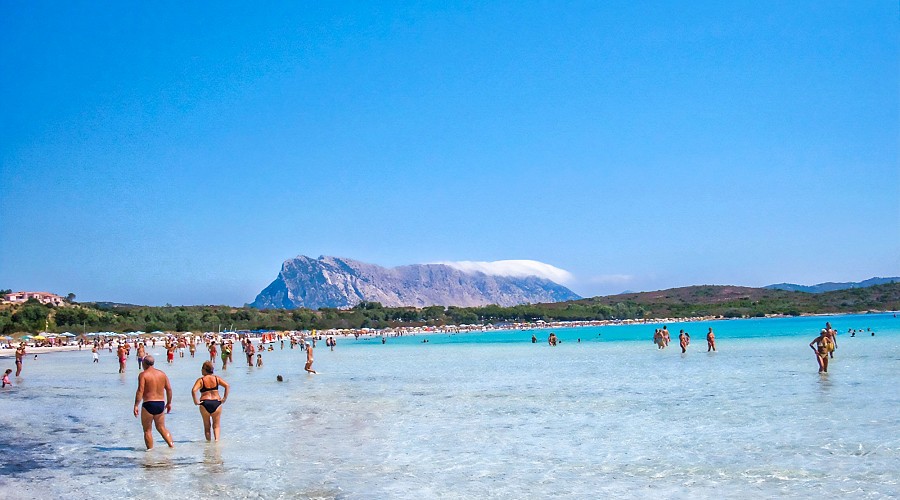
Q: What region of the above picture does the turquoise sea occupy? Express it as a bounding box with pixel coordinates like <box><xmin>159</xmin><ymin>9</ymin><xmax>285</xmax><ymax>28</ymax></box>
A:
<box><xmin>1</xmin><ymin>313</ymin><xmax>898</xmax><ymax>499</ymax></box>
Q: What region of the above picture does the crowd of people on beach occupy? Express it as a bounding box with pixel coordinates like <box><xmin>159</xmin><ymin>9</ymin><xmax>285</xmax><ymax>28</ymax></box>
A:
<box><xmin>0</xmin><ymin>316</ymin><xmax>888</xmax><ymax>450</ymax></box>
<box><xmin>127</xmin><ymin>333</ymin><xmax>321</xmax><ymax>449</ymax></box>
<box><xmin>2</xmin><ymin>331</ymin><xmax>325</xmax><ymax>449</ymax></box>
<box><xmin>535</xmin><ymin>319</ymin><xmax>873</xmax><ymax>376</ymax></box>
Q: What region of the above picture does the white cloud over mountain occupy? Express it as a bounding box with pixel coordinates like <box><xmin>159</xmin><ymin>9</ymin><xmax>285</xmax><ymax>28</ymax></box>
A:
<box><xmin>436</xmin><ymin>260</ymin><xmax>574</xmax><ymax>284</ymax></box>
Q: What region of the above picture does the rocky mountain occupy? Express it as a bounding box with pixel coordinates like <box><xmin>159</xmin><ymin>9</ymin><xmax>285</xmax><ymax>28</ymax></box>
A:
<box><xmin>765</xmin><ymin>277</ymin><xmax>899</xmax><ymax>294</ymax></box>
<box><xmin>251</xmin><ymin>255</ymin><xmax>581</xmax><ymax>310</ymax></box>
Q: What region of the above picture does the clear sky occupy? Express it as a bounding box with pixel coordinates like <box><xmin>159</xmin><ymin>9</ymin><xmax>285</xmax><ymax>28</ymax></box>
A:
<box><xmin>1</xmin><ymin>1</ymin><xmax>897</xmax><ymax>306</ymax></box>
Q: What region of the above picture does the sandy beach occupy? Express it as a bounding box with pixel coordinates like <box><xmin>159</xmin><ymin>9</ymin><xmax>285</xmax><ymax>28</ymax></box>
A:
<box><xmin>0</xmin><ymin>344</ymin><xmax>83</xmax><ymax>358</ymax></box>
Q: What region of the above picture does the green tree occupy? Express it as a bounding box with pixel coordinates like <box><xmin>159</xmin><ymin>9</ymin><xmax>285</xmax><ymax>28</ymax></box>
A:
<box><xmin>11</xmin><ymin>300</ymin><xmax>52</xmax><ymax>332</ymax></box>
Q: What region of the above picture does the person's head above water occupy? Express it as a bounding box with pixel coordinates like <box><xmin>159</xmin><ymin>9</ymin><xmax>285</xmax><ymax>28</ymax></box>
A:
<box><xmin>142</xmin><ymin>355</ymin><xmax>155</xmax><ymax>368</ymax></box>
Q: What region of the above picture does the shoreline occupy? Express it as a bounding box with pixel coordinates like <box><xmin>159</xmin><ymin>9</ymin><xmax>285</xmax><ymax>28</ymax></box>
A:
<box><xmin>2</xmin><ymin>310</ymin><xmax>892</xmax><ymax>358</ymax></box>
<box><xmin>0</xmin><ymin>344</ymin><xmax>84</xmax><ymax>358</ymax></box>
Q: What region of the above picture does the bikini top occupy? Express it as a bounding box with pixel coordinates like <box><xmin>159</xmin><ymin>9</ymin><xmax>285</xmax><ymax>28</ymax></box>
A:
<box><xmin>199</xmin><ymin>376</ymin><xmax>219</xmax><ymax>393</ymax></box>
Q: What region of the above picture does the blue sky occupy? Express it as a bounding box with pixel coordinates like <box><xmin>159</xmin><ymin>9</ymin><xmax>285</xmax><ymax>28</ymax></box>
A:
<box><xmin>1</xmin><ymin>1</ymin><xmax>897</xmax><ymax>306</ymax></box>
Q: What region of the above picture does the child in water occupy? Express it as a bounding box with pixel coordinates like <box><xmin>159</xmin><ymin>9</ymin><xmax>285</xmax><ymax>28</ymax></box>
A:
<box><xmin>256</xmin><ymin>353</ymin><xmax>263</xmax><ymax>367</ymax></box>
<box><xmin>2</xmin><ymin>369</ymin><xmax>12</xmax><ymax>387</ymax></box>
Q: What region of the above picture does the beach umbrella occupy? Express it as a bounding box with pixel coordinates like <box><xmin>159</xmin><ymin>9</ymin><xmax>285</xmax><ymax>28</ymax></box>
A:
<box><xmin>33</xmin><ymin>335</ymin><xmax>46</xmax><ymax>340</ymax></box>
<box><xmin>61</xmin><ymin>332</ymin><xmax>76</xmax><ymax>337</ymax></box>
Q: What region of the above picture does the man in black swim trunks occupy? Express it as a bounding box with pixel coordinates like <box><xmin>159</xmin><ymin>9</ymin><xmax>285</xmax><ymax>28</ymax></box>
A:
<box><xmin>133</xmin><ymin>355</ymin><xmax>174</xmax><ymax>449</ymax></box>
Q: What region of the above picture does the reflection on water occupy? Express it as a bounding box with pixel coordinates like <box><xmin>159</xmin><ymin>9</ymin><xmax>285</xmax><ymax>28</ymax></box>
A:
<box><xmin>1</xmin><ymin>314</ymin><xmax>898</xmax><ymax>498</ymax></box>
<box><xmin>817</xmin><ymin>372</ymin><xmax>834</xmax><ymax>392</ymax></box>
<box><xmin>202</xmin><ymin>444</ymin><xmax>224</xmax><ymax>474</ymax></box>
<box><xmin>140</xmin><ymin>454</ymin><xmax>173</xmax><ymax>470</ymax></box>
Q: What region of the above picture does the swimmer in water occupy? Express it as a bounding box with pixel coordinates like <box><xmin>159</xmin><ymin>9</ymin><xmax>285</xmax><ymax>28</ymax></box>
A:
<box><xmin>824</xmin><ymin>322</ymin><xmax>837</xmax><ymax>358</ymax></box>
<box><xmin>221</xmin><ymin>342</ymin><xmax>230</xmax><ymax>370</ymax></box>
<box><xmin>190</xmin><ymin>361</ymin><xmax>229</xmax><ymax>442</ymax></box>
<box><xmin>706</xmin><ymin>327</ymin><xmax>716</xmax><ymax>352</ymax></box>
<box><xmin>653</xmin><ymin>329</ymin><xmax>664</xmax><ymax>350</ymax></box>
<box><xmin>809</xmin><ymin>329</ymin><xmax>833</xmax><ymax>373</ymax></box>
<box><xmin>117</xmin><ymin>344</ymin><xmax>127</xmax><ymax>373</ymax></box>
<box><xmin>15</xmin><ymin>345</ymin><xmax>26</xmax><ymax>376</ymax></box>
<box><xmin>305</xmin><ymin>342</ymin><xmax>317</xmax><ymax>374</ymax></box>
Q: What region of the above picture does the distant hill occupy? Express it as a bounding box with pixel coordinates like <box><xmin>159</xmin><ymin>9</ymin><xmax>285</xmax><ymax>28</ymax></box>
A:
<box><xmin>765</xmin><ymin>277</ymin><xmax>899</xmax><ymax>294</ymax></box>
<box><xmin>568</xmin><ymin>283</ymin><xmax>900</xmax><ymax>318</ymax></box>
<box><xmin>251</xmin><ymin>255</ymin><xmax>581</xmax><ymax>310</ymax></box>
<box><xmin>86</xmin><ymin>301</ymin><xmax>142</xmax><ymax>309</ymax></box>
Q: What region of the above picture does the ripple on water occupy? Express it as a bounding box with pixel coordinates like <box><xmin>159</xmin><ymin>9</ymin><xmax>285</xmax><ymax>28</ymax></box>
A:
<box><xmin>5</xmin><ymin>319</ymin><xmax>900</xmax><ymax>498</ymax></box>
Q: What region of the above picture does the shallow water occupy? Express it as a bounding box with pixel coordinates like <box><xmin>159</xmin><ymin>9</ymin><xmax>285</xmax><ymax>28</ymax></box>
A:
<box><xmin>1</xmin><ymin>314</ymin><xmax>898</xmax><ymax>499</ymax></box>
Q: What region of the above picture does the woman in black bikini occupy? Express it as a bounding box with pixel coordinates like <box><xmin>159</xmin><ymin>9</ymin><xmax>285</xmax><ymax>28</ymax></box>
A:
<box><xmin>191</xmin><ymin>361</ymin><xmax>230</xmax><ymax>441</ymax></box>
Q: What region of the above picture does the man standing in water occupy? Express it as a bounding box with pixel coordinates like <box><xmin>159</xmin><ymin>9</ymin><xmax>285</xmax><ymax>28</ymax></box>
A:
<box><xmin>305</xmin><ymin>341</ymin><xmax>317</xmax><ymax>374</ymax></box>
<box><xmin>824</xmin><ymin>322</ymin><xmax>837</xmax><ymax>359</ymax></box>
<box><xmin>117</xmin><ymin>344</ymin><xmax>127</xmax><ymax>373</ymax></box>
<box><xmin>706</xmin><ymin>327</ymin><xmax>716</xmax><ymax>352</ymax></box>
<box><xmin>133</xmin><ymin>355</ymin><xmax>174</xmax><ymax>449</ymax></box>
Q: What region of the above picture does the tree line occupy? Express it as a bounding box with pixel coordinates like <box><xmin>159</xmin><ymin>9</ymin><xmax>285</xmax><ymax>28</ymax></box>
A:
<box><xmin>1</xmin><ymin>283</ymin><xmax>897</xmax><ymax>335</ymax></box>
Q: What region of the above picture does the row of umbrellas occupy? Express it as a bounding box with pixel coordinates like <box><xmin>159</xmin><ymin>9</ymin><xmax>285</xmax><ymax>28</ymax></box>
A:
<box><xmin>83</xmin><ymin>330</ymin><xmax>167</xmax><ymax>337</ymax></box>
<box><xmin>4</xmin><ymin>332</ymin><xmax>162</xmax><ymax>341</ymax></box>
<box><xmin>18</xmin><ymin>332</ymin><xmax>78</xmax><ymax>340</ymax></box>
<box><xmin>6</xmin><ymin>331</ymin><xmax>238</xmax><ymax>342</ymax></box>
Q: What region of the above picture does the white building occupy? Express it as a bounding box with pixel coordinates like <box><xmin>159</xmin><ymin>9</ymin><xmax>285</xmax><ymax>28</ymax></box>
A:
<box><xmin>3</xmin><ymin>291</ymin><xmax>66</xmax><ymax>307</ymax></box>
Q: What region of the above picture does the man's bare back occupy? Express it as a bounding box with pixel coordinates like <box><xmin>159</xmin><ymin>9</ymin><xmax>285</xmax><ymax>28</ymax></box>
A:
<box><xmin>136</xmin><ymin>368</ymin><xmax>170</xmax><ymax>405</ymax></box>
<box><xmin>305</xmin><ymin>344</ymin><xmax>316</xmax><ymax>374</ymax></box>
